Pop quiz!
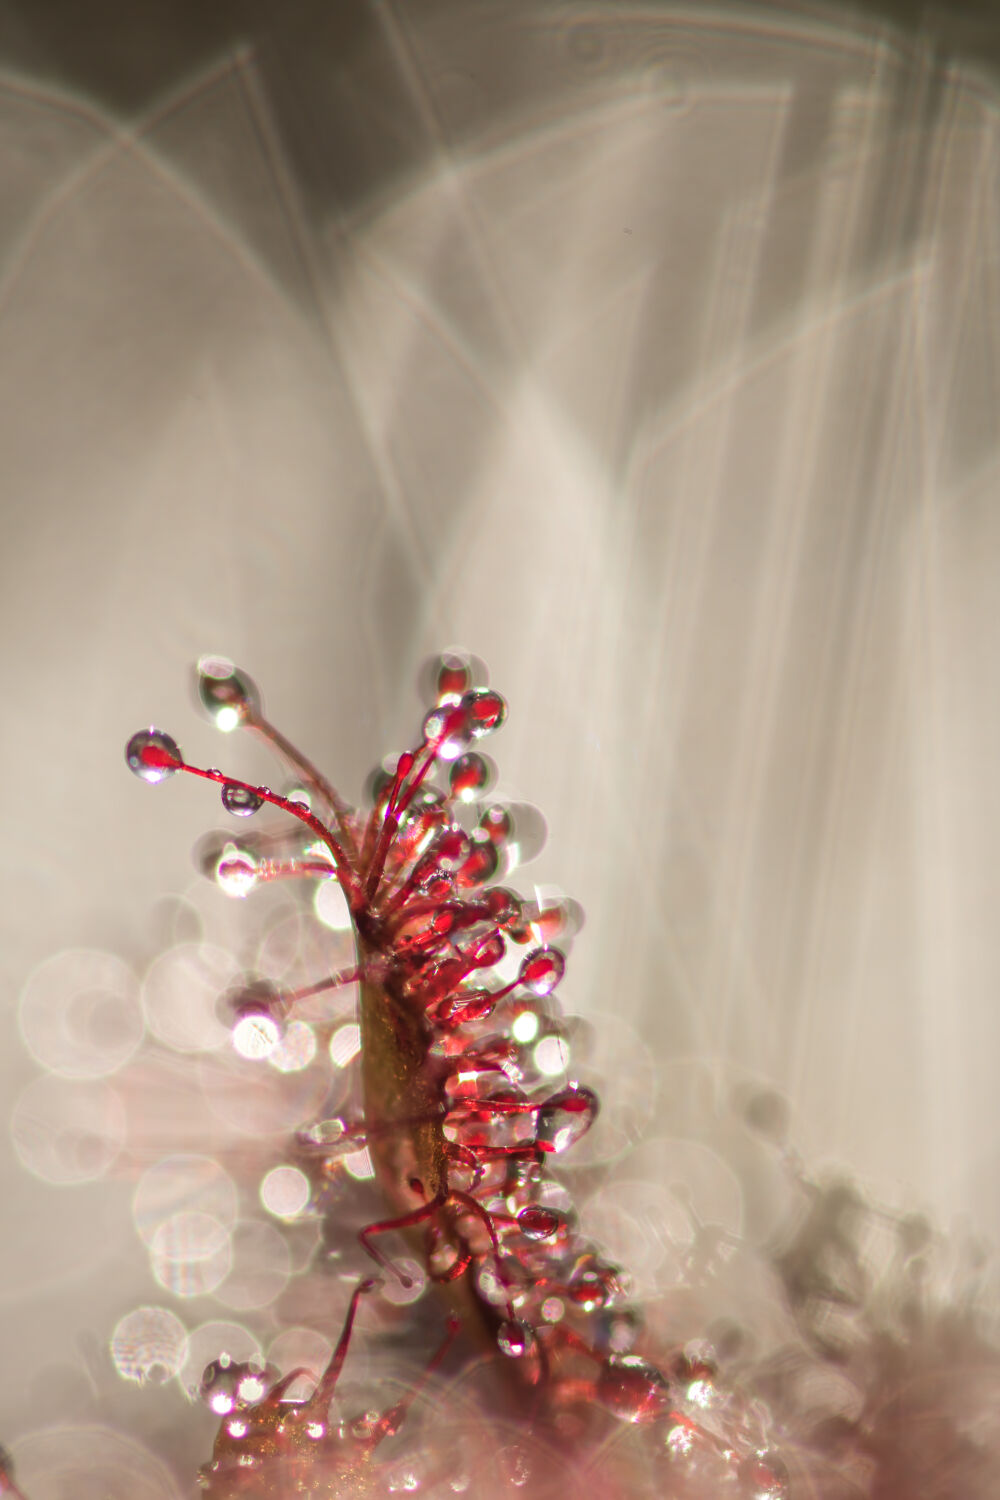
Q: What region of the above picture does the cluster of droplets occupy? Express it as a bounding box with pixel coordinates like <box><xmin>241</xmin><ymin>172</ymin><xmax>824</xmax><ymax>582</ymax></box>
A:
<box><xmin>124</xmin><ymin>652</ymin><xmax>792</xmax><ymax>1496</ymax></box>
<box><xmin>192</xmin><ymin>1281</ymin><xmax>467</xmax><ymax>1499</ymax></box>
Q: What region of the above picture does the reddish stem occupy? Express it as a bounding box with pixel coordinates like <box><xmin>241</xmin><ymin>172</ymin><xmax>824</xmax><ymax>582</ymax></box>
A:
<box><xmin>179</xmin><ymin>760</ymin><xmax>362</xmax><ymax>909</ymax></box>
<box><xmin>308</xmin><ymin>1278</ymin><xmax>380</xmax><ymax>1411</ymax></box>
<box><xmin>249</xmin><ymin>711</ymin><xmax>360</xmax><ymax>861</ymax></box>
<box><xmin>359</xmin><ymin>1194</ymin><xmax>447</xmax><ymax>1283</ymax></box>
<box><xmin>284</xmin><ymin>967</ymin><xmax>365</xmax><ymax>1004</ymax></box>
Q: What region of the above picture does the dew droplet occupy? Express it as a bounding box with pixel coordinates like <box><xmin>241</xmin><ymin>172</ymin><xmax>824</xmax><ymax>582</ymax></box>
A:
<box><xmin>485</xmin><ymin>887</ymin><xmax>521</xmax><ymax>924</ymax></box>
<box><xmin>125</xmin><ymin>729</ymin><xmax>183</xmax><ymax>784</ymax></box>
<box><xmin>197</xmin><ymin>657</ymin><xmax>260</xmax><ymax>732</ymax></box>
<box><xmin>221</xmin><ymin>783</ymin><xmax>264</xmax><ymax>818</ymax></box>
<box><xmin>423</xmin><ymin>704</ymin><xmax>471</xmax><ymax>761</ymax></box>
<box><xmin>462</xmin><ymin>688</ymin><xmax>506</xmax><ymax>739</ymax></box>
<box><xmin>738</xmin><ymin>1451</ymin><xmax>790</xmax><ymax>1499</ymax></box>
<box><xmin>673</xmin><ymin>1344</ymin><xmax>720</xmax><ymax>1408</ymax></box>
<box><xmin>456</xmin><ymin>830</ymin><xmax>499</xmax><ymax>887</ymax></box>
<box><xmin>424</xmin><ymin>828</ymin><xmax>471</xmax><ymax>875</ymax></box>
<box><xmin>200</xmin><ymin>1355</ymin><xmax>245</xmax><ymax>1415</ymax></box>
<box><xmin>519</xmin><ymin>948</ymin><xmax>565</xmax><ymax>996</ymax></box>
<box><xmin>516</xmin><ymin>1205</ymin><xmax>563</xmax><ymax>1240</ymax></box>
<box><xmin>536</xmin><ymin>1083</ymin><xmax>598</xmax><ymax>1153</ymax></box>
<box><xmin>434</xmin><ymin>651</ymin><xmax>473</xmax><ymax>700</ymax></box>
<box><xmin>566</xmin><ymin>1255</ymin><xmax>622</xmax><ymax>1311</ymax></box>
<box><xmin>597</xmin><ymin>1354</ymin><xmax>669</xmax><ymax>1423</ymax></box>
<box><xmin>478</xmin><ymin>805</ymin><xmax>513</xmax><ymax>845</ymax></box>
<box><xmin>449</xmin><ymin>751</ymin><xmax>492</xmax><ymax>800</ymax></box>
<box><xmin>496</xmin><ymin>1319</ymin><xmax>536</xmax><ymax>1358</ymax></box>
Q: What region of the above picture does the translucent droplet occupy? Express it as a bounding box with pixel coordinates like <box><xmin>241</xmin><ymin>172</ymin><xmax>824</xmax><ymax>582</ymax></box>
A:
<box><xmin>435</xmin><ymin>651</ymin><xmax>473</xmax><ymax>700</ymax></box>
<box><xmin>485</xmin><ymin>887</ymin><xmax>521</xmax><ymax>924</ymax></box>
<box><xmin>516</xmin><ymin>1205</ymin><xmax>563</xmax><ymax>1240</ymax></box>
<box><xmin>738</xmin><ymin>1451</ymin><xmax>790</xmax><ymax>1499</ymax></box>
<box><xmin>449</xmin><ymin>752</ymin><xmax>491</xmax><ymax>800</ymax></box>
<box><xmin>479</xmin><ymin>805</ymin><xmax>513</xmax><ymax>845</ymax></box>
<box><xmin>566</xmin><ymin>1256</ymin><xmax>622</xmax><ymax>1311</ymax></box>
<box><xmin>597</xmin><ymin>1355</ymin><xmax>669</xmax><ymax>1423</ymax></box>
<box><xmin>197</xmin><ymin>657</ymin><xmax>260</xmax><ymax>732</ymax></box>
<box><xmin>423</xmin><ymin>704</ymin><xmax>471</xmax><ymax>761</ymax></box>
<box><xmin>222</xmin><ymin>783</ymin><xmax>264</xmax><ymax>817</ymax></box>
<box><xmin>519</xmin><ymin>948</ymin><xmax>565</xmax><ymax>996</ymax></box>
<box><xmin>673</xmin><ymin>1345</ymin><xmax>720</xmax><ymax>1408</ymax></box>
<box><xmin>201</xmin><ymin>1355</ymin><xmax>273</xmax><ymax>1415</ymax></box>
<box><xmin>462</xmin><ymin>688</ymin><xmax>506</xmax><ymax>739</ymax></box>
<box><xmin>125</xmin><ymin>729</ymin><xmax>182</xmax><ymax>784</ymax></box>
<box><xmin>300</xmin><ymin>1117</ymin><xmax>346</xmax><ymax>1148</ymax></box>
<box><xmin>536</xmin><ymin>1083</ymin><xmax>598</xmax><ymax>1153</ymax></box>
<box><xmin>422</xmin><ymin>829</ymin><xmax>470</xmax><ymax>876</ymax></box>
<box><xmin>456</xmin><ymin>830</ymin><xmax>499</xmax><ymax>887</ymax></box>
<box><xmin>496</xmin><ymin>1319</ymin><xmax>535</xmax><ymax>1358</ymax></box>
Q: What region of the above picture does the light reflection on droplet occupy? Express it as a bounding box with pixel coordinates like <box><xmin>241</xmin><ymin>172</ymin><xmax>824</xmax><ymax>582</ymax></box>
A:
<box><xmin>215</xmin><ymin>1220</ymin><xmax>291</xmax><ymax>1312</ymax></box>
<box><xmin>266</xmin><ymin>1327</ymin><xmax>333</xmax><ymax>1401</ymax></box>
<box><xmin>533</xmin><ymin>1035</ymin><xmax>569</xmax><ymax>1076</ymax></box>
<box><xmin>269</xmin><ymin>1019</ymin><xmax>316</xmax><ymax>1073</ymax></box>
<box><xmin>11</xmin><ymin>1076</ymin><xmax>126</xmax><ymax>1184</ymax></box>
<box><xmin>344</xmin><ymin>1147</ymin><xmax>374</xmax><ymax>1181</ymax></box>
<box><xmin>180</xmin><ymin>1323</ymin><xmax>261</xmax><ymax>1399</ymax></box>
<box><xmin>329</xmin><ymin>1023</ymin><xmax>361</xmax><ymax>1068</ymax></box>
<box><xmin>231</xmin><ymin>1010</ymin><xmax>282</xmax><ymax>1061</ymax></box>
<box><xmin>149</xmin><ymin>1211</ymin><xmax>232</xmax><ymax>1297</ymax></box>
<box><xmin>260</xmin><ymin>1165</ymin><xmax>310</xmax><ymax>1220</ymax></box>
<box><xmin>313</xmin><ymin>881</ymin><xmax>352</xmax><ymax>931</ymax></box>
<box><xmin>110</xmin><ymin>1306</ymin><xmax>188</xmax><ymax>1384</ymax></box>
<box><xmin>142</xmin><ymin>943</ymin><xmax>237</xmax><ymax>1053</ymax></box>
<box><xmin>132</xmin><ymin>1155</ymin><xmax>238</xmax><ymax>1247</ymax></box>
<box><xmin>18</xmin><ymin>949</ymin><xmax>145</xmax><ymax>1079</ymax></box>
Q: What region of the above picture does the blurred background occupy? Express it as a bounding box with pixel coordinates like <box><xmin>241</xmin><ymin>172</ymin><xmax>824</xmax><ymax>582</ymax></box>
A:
<box><xmin>2</xmin><ymin>0</ymin><xmax>1000</xmax><ymax>1491</ymax></box>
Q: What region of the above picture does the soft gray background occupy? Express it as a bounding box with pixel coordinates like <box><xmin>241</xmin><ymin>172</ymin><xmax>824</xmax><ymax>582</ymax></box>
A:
<box><xmin>2</xmin><ymin>0</ymin><xmax>1000</xmax><ymax>1490</ymax></box>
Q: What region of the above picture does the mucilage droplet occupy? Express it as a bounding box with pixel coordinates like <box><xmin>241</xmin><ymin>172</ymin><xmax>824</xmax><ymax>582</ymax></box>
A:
<box><xmin>125</xmin><ymin>729</ymin><xmax>183</xmax><ymax>784</ymax></box>
<box><xmin>221</xmin><ymin>783</ymin><xmax>264</xmax><ymax>818</ymax></box>
<box><xmin>197</xmin><ymin>656</ymin><xmax>261</xmax><ymax>732</ymax></box>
